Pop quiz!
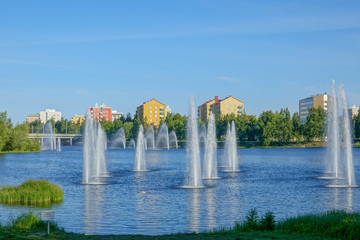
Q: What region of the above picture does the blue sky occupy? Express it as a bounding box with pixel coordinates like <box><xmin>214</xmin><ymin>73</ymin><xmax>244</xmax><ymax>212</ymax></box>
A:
<box><xmin>1</xmin><ymin>0</ymin><xmax>360</xmax><ymax>123</ymax></box>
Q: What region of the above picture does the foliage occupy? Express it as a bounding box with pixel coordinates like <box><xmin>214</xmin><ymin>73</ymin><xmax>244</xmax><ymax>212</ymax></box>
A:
<box><xmin>303</xmin><ymin>106</ymin><xmax>326</xmax><ymax>141</ymax></box>
<box><xmin>0</xmin><ymin>111</ymin><xmax>40</xmax><ymax>152</ymax></box>
<box><xmin>0</xmin><ymin>179</ymin><xmax>64</xmax><ymax>205</ymax></box>
<box><xmin>10</xmin><ymin>212</ymin><xmax>39</xmax><ymax>230</ymax></box>
<box><xmin>278</xmin><ymin>210</ymin><xmax>360</xmax><ymax>239</ymax></box>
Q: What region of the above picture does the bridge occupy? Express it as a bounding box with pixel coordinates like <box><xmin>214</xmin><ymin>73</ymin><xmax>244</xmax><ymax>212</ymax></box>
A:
<box><xmin>28</xmin><ymin>133</ymin><xmax>82</xmax><ymax>146</ymax></box>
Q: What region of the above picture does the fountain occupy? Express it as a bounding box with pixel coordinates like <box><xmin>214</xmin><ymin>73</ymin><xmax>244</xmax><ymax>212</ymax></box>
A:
<box><xmin>57</xmin><ymin>138</ymin><xmax>61</xmax><ymax>152</ymax></box>
<box><xmin>156</xmin><ymin>123</ymin><xmax>169</xmax><ymax>149</ymax></box>
<box><xmin>180</xmin><ymin>94</ymin><xmax>204</xmax><ymax>188</ymax></box>
<box><xmin>145</xmin><ymin>126</ymin><xmax>155</xmax><ymax>150</ymax></box>
<box><xmin>82</xmin><ymin>111</ymin><xmax>108</xmax><ymax>184</ymax></box>
<box><xmin>324</xmin><ymin>81</ymin><xmax>357</xmax><ymax>187</ymax></box>
<box><xmin>198</xmin><ymin>124</ymin><xmax>207</xmax><ymax>149</ymax></box>
<box><xmin>203</xmin><ymin>112</ymin><xmax>219</xmax><ymax>179</ymax></box>
<box><xmin>222</xmin><ymin>121</ymin><xmax>239</xmax><ymax>172</ymax></box>
<box><xmin>134</xmin><ymin>125</ymin><xmax>147</xmax><ymax>171</ymax></box>
<box><xmin>42</xmin><ymin>122</ymin><xmax>56</xmax><ymax>151</ymax></box>
<box><xmin>111</xmin><ymin>127</ymin><xmax>126</xmax><ymax>149</ymax></box>
<box><xmin>128</xmin><ymin>139</ymin><xmax>135</xmax><ymax>148</ymax></box>
<box><xmin>169</xmin><ymin>130</ymin><xmax>178</xmax><ymax>148</ymax></box>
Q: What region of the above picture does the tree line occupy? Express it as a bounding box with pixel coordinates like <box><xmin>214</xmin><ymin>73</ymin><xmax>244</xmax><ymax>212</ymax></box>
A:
<box><xmin>26</xmin><ymin>106</ymin><xmax>360</xmax><ymax>146</ymax></box>
<box><xmin>0</xmin><ymin>112</ymin><xmax>40</xmax><ymax>152</ymax></box>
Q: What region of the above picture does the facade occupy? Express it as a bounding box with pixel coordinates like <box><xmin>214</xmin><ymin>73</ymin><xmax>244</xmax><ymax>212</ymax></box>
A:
<box><xmin>198</xmin><ymin>96</ymin><xmax>219</xmax><ymax>122</ymax></box>
<box><xmin>348</xmin><ymin>105</ymin><xmax>360</xmax><ymax>119</ymax></box>
<box><xmin>112</xmin><ymin>110</ymin><xmax>123</xmax><ymax>121</ymax></box>
<box><xmin>210</xmin><ymin>95</ymin><xmax>245</xmax><ymax>117</ymax></box>
<box><xmin>88</xmin><ymin>103</ymin><xmax>112</xmax><ymax>122</ymax></box>
<box><xmin>72</xmin><ymin>115</ymin><xmax>86</xmax><ymax>124</ymax></box>
<box><xmin>39</xmin><ymin>109</ymin><xmax>62</xmax><ymax>124</ymax></box>
<box><xmin>137</xmin><ymin>99</ymin><xmax>167</xmax><ymax>127</ymax></box>
<box><xmin>299</xmin><ymin>93</ymin><xmax>329</xmax><ymax>125</ymax></box>
<box><xmin>27</xmin><ymin>113</ymin><xmax>40</xmax><ymax>124</ymax></box>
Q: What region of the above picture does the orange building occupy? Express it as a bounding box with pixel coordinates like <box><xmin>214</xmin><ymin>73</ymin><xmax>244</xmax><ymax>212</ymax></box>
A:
<box><xmin>89</xmin><ymin>103</ymin><xmax>112</xmax><ymax>122</ymax></box>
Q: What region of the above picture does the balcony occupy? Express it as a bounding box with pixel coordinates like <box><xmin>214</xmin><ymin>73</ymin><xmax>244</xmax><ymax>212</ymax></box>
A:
<box><xmin>238</xmin><ymin>105</ymin><xmax>243</xmax><ymax>109</ymax></box>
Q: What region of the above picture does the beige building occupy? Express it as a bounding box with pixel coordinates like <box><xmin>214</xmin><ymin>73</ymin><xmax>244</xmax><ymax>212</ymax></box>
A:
<box><xmin>198</xmin><ymin>96</ymin><xmax>219</xmax><ymax>122</ymax></box>
<box><xmin>26</xmin><ymin>114</ymin><xmax>40</xmax><ymax>124</ymax></box>
<box><xmin>348</xmin><ymin>105</ymin><xmax>360</xmax><ymax>119</ymax></box>
<box><xmin>137</xmin><ymin>99</ymin><xmax>168</xmax><ymax>127</ymax></box>
<box><xmin>72</xmin><ymin>115</ymin><xmax>86</xmax><ymax>125</ymax></box>
<box><xmin>299</xmin><ymin>93</ymin><xmax>329</xmax><ymax>125</ymax></box>
<box><xmin>210</xmin><ymin>95</ymin><xmax>245</xmax><ymax>117</ymax></box>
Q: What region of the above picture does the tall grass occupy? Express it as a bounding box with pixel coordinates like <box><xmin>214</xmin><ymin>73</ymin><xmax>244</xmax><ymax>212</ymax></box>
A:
<box><xmin>278</xmin><ymin>210</ymin><xmax>360</xmax><ymax>239</ymax></box>
<box><xmin>0</xmin><ymin>179</ymin><xmax>64</xmax><ymax>205</ymax></box>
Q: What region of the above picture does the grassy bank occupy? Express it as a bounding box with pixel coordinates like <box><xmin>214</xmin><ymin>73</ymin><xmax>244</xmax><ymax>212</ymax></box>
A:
<box><xmin>0</xmin><ymin>150</ymin><xmax>41</xmax><ymax>154</ymax></box>
<box><xmin>0</xmin><ymin>179</ymin><xmax>64</xmax><ymax>206</ymax></box>
<box><xmin>1</xmin><ymin>210</ymin><xmax>358</xmax><ymax>239</ymax></box>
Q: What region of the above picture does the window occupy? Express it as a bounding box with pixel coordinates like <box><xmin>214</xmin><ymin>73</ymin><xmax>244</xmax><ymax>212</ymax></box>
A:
<box><xmin>155</xmin><ymin>115</ymin><xmax>157</xmax><ymax>117</ymax></box>
<box><xmin>150</xmin><ymin>119</ymin><xmax>153</xmax><ymax>122</ymax></box>
<box><xmin>150</xmin><ymin>115</ymin><xmax>152</xmax><ymax>117</ymax></box>
<box><xmin>150</xmin><ymin>111</ymin><xmax>152</xmax><ymax>113</ymax></box>
<box><xmin>155</xmin><ymin>111</ymin><xmax>157</xmax><ymax>113</ymax></box>
<box><xmin>155</xmin><ymin>107</ymin><xmax>158</xmax><ymax>109</ymax></box>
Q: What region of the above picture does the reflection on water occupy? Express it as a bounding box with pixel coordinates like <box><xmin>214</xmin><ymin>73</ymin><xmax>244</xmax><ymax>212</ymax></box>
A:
<box><xmin>205</xmin><ymin>187</ymin><xmax>217</xmax><ymax>230</ymax></box>
<box><xmin>0</xmin><ymin>147</ymin><xmax>359</xmax><ymax>235</ymax></box>
<box><xmin>84</xmin><ymin>185</ymin><xmax>105</xmax><ymax>235</ymax></box>
<box><xmin>188</xmin><ymin>189</ymin><xmax>201</xmax><ymax>233</ymax></box>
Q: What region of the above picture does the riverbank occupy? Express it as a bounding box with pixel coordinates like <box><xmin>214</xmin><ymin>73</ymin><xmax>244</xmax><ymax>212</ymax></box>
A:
<box><xmin>176</xmin><ymin>140</ymin><xmax>327</xmax><ymax>148</ymax></box>
<box><xmin>0</xmin><ymin>210</ymin><xmax>357</xmax><ymax>240</ymax></box>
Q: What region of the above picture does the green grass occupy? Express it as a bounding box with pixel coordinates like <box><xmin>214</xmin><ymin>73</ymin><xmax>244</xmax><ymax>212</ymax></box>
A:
<box><xmin>1</xmin><ymin>210</ymin><xmax>358</xmax><ymax>239</ymax></box>
<box><xmin>0</xmin><ymin>179</ymin><xmax>64</xmax><ymax>206</ymax></box>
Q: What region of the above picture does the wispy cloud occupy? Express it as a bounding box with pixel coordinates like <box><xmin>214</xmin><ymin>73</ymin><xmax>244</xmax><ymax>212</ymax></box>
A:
<box><xmin>214</xmin><ymin>76</ymin><xmax>239</xmax><ymax>82</ymax></box>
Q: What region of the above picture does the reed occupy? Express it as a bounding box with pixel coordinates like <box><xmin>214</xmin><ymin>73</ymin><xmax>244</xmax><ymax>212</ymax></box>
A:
<box><xmin>0</xmin><ymin>179</ymin><xmax>64</xmax><ymax>205</ymax></box>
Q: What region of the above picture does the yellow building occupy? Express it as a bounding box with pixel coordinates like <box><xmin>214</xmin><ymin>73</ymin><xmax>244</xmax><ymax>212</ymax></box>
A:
<box><xmin>198</xmin><ymin>96</ymin><xmax>219</xmax><ymax>122</ymax></box>
<box><xmin>72</xmin><ymin>115</ymin><xmax>86</xmax><ymax>125</ymax></box>
<box><xmin>210</xmin><ymin>95</ymin><xmax>245</xmax><ymax>117</ymax></box>
<box><xmin>137</xmin><ymin>99</ymin><xmax>167</xmax><ymax>127</ymax></box>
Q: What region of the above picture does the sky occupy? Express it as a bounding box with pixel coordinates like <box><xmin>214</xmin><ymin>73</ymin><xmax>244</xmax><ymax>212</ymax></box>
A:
<box><xmin>1</xmin><ymin>0</ymin><xmax>360</xmax><ymax>123</ymax></box>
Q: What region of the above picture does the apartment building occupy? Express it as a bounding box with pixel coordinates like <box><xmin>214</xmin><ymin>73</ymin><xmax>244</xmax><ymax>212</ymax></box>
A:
<box><xmin>39</xmin><ymin>109</ymin><xmax>62</xmax><ymax>124</ymax></box>
<box><xmin>26</xmin><ymin>113</ymin><xmax>40</xmax><ymax>124</ymax></box>
<box><xmin>72</xmin><ymin>115</ymin><xmax>86</xmax><ymax>124</ymax></box>
<box><xmin>112</xmin><ymin>110</ymin><xmax>123</xmax><ymax>121</ymax></box>
<box><xmin>89</xmin><ymin>103</ymin><xmax>112</xmax><ymax>122</ymax></box>
<box><xmin>137</xmin><ymin>99</ymin><xmax>168</xmax><ymax>127</ymax></box>
<box><xmin>198</xmin><ymin>96</ymin><xmax>219</xmax><ymax>122</ymax></box>
<box><xmin>210</xmin><ymin>95</ymin><xmax>245</xmax><ymax>117</ymax></box>
<box><xmin>299</xmin><ymin>93</ymin><xmax>329</xmax><ymax>125</ymax></box>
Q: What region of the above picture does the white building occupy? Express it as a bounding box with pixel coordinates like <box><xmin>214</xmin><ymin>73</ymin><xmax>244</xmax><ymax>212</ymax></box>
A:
<box><xmin>348</xmin><ymin>105</ymin><xmax>360</xmax><ymax>119</ymax></box>
<box><xmin>112</xmin><ymin>110</ymin><xmax>123</xmax><ymax>121</ymax></box>
<box><xmin>39</xmin><ymin>109</ymin><xmax>62</xmax><ymax>124</ymax></box>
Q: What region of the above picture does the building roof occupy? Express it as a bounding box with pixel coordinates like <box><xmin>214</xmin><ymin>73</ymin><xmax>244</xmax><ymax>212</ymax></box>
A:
<box><xmin>219</xmin><ymin>95</ymin><xmax>244</xmax><ymax>104</ymax></box>
<box><xmin>139</xmin><ymin>98</ymin><xmax>166</xmax><ymax>107</ymax></box>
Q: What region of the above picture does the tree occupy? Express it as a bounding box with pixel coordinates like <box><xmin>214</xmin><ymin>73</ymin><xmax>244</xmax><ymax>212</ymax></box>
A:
<box><xmin>292</xmin><ymin>112</ymin><xmax>302</xmax><ymax>141</ymax></box>
<box><xmin>258</xmin><ymin>111</ymin><xmax>275</xmax><ymax>146</ymax></box>
<box><xmin>303</xmin><ymin>106</ymin><xmax>326</xmax><ymax>141</ymax></box>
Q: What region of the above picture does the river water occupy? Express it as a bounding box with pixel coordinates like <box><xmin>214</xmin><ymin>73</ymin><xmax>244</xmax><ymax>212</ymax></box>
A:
<box><xmin>0</xmin><ymin>147</ymin><xmax>359</xmax><ymax>235</ymax></box>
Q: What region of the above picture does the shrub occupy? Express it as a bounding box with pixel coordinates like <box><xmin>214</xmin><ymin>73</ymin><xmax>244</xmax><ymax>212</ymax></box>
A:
<box><xmin>244</xmin><ymin>208</ymin><xmax>259</xmax><ymax>230</ymax></box>
<box><xmin>10</xmin><ymin>212</ymin><xmax>39</xmax><ymax>230</ymax></box>
<box><xmin>0</xmin><ymin>179</ymin><xmax>64</xmax><ymax>205</ymax></box>
<box><xmin>259</xmin><ymin>211</ymin><xmax>276</xmax><ymax>231</ymax></box>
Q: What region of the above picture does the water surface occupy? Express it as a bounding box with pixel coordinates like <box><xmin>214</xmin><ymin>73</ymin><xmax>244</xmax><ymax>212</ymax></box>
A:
<box><xmin>0</xmin><ymin>147</ymin><xmax>359</xmax><ymax>235</ymax></box>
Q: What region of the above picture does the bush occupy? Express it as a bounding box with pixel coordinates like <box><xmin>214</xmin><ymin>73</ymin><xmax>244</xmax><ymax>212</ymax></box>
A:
<box><xmin>10</xmin><ymin>212</ymin><xmax>39</xmax><ymax>230</ymax></box>
<box><xmin>259</xmin><ymin>211</ymin><xmax>276</xmax><ymax>231</ymax></box>
<box><xmin>0</xmin><ymin>179</ymin><xmax>64</xmax><ymax>205</ymax></box>
<box><xmin>244</xmin><ymin>208</ymin><xmax>259</xmax><ymax>230</ymax></box>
